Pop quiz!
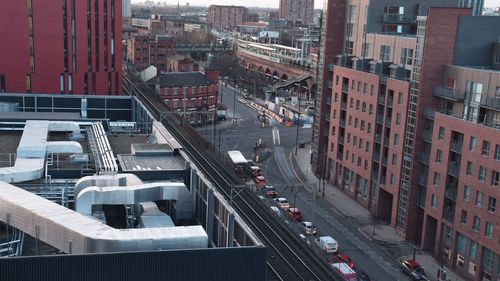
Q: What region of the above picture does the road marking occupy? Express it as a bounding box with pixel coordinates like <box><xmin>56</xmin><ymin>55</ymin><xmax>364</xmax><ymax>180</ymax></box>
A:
<box><xmin>272</xmin><ymin>126</ymin><xmax>281</xmax><ymax>145</ymax></box>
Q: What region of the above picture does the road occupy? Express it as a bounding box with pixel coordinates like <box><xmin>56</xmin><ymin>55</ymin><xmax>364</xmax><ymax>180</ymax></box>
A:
<box><xmin>200</xmin><ymin>85</ymin><xmax>409</xmax><ymax>281</ymax></box>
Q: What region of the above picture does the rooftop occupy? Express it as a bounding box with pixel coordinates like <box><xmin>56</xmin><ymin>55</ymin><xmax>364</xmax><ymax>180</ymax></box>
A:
<box><xmin>149</xmin><ymin>72</ymin><xmax>216</xmax><ymax>88</ymax></box>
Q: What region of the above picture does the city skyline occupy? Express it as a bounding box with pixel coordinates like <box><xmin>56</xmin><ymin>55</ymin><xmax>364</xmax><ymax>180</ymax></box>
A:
<box><xmin>131</xmin><ymin>0</ymin><xmax>500</xmax><ymax>10</ymax></box>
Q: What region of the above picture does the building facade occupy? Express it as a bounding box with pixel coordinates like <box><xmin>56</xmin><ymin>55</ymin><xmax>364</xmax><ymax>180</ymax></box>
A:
<box><xmin>315</xmin><ymin>0</ymin><xmax>499</xmax><ymax>280</ymax></box>
<box><xmin>126</xmin><ymin>35</ymin><xmax>176</xmax><ymax>71</ymax></box>
<box><xmin>207</xmin><ymin>5</ymin><xmax>248</xmax><ymax>29</ymax></box>
<box><xmin>279</xmin><ymin>0</ymin><xmax>314</xmax><ymax>25</ymax></box>
<box><xmin>122</xmin><ymin>0</ymin><xmax>131</xmax><ymax>18</ymax></box>
<box><xmin>0</xmin><ymin>0</ymin><xmax>122</xmax><ymax>95</ymax></box>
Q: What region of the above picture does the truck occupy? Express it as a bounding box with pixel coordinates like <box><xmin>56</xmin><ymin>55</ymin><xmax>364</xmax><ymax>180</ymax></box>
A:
<box><xmin>331</xmin><ymin>263</ymin><xmax>357</xmax><ymax>281</ymax></box>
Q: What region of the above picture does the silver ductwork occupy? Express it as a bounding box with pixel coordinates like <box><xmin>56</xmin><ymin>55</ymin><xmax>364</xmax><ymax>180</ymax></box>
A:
<box><xmin>0</xmin><ymin>181</ymin><xmax>208</xmax><ymax>254</ymax></box>
<box><xmin>0</xmin><ymin>120</ymin><xmax>83</xmax><ymax>183</ymax></box>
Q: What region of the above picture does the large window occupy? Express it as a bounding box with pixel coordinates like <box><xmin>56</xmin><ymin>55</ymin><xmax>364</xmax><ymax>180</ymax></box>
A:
<box><xmin>487</xmin><ymin>196</ymin><xmax>496</xmax><ymax>213</ymax></box>
<box><xmin>400</xmin><ymin>48</ymin><xmax>414</xmax><ymax>65</ymax></box>
<box><xmin>472</xmin><ymin>216</ymin><xmax>481</xmax><ymax>232</ymax></box>
<box><xmin>379</xmin><ymin>45</ymin><xmax>391</xmax><ymax>62</ymax></box>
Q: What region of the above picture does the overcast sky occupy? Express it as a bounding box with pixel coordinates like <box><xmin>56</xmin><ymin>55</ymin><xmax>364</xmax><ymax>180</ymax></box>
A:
<box><xmin>133</xmin><ymin>0</ymin><xmax>500</xmax><ymax>10</ymax></box>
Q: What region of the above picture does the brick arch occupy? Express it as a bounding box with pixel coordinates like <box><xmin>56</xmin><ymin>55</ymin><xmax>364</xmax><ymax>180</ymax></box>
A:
<box><xmin>280</xmin><ymin>73</ymin><xmax>288</xmax><ymax>81</ymax></box>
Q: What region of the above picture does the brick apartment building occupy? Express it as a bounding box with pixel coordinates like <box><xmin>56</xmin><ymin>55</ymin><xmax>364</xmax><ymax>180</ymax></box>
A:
<box><xmin>313</xmin><ymin>0</ymin><xmax>499</xmax><ymax>280</ymax></box>
<box><xmin>207</xmin><ymin>5</ymin><xmax>248</xmax><ymax>29</ymax></box>
<box><xmin>0</xmin><ymin>0</ymin><xmax>122</xmax><ymax>95</ymax></box>
<box><xmin>279</xmin><ymin>0</ymin><xmax>314</xmax><ymax>25</ymax></box>
<box><xmin>126</xmin><ymin>34</ymin><xmax>176</xmax><ymax>71</ymax></box>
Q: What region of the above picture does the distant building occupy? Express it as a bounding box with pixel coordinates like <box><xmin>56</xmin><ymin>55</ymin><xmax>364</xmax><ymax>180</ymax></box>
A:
<box><xmin>0</xmin><ymin>0</ymin><xmax>122</xmax><ymax>95</ymax></box>
<box><xmin>126</xmin><ymin>34</ymin><xmax>176</xmax><ymax>71</ymax></box>
<box><xmin>208</xmin><ymin>5</ymin><xmax>248</xmax><ymax>29</ymax></box>
<box><xmin>279</xmin><ymin>0</ymin><xmax>314</xmax><ymax>25</ymax></box>
<box><xmin>247</xmin><ymin>13</ymin><xmax>260</xmax><ymax>22</ymax></box>
<box><xmin>149</xmin><ymin>72</ymin><xmax>218</xmax><ymax>123</ymax></box>
<box><xmin>123</xmin><ymin>0</ymin><xmax>131</xmax><ymax>17</ymax></box>
<box><xmin>166</xmin><ymin>55</ymin><xmax>199</xmax><ymax>73</ymax></box>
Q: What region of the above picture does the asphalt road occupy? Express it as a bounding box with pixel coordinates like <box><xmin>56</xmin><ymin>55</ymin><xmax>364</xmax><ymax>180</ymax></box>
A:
<box><xmin>200</xmin><ymin>85</ymin><xmax>411</xmax><ymax>281</ymax></box>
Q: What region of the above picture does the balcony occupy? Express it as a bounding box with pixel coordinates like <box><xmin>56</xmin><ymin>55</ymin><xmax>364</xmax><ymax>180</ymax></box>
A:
<box><xmin>421</xmin><ymin>130</ymin><xmax>432</xmax><ymax>143</ymax></box>
<box><xmin>387</xmin><ymin>97</ymin><xmax>394</xmax><ymax>108</ymax></box>
<box><xmin>444</xmin><ymin>186</ymin><xmax>458</xmax><ymax>201</ymax></box>
<box><xmin>383</xmin><ymin>137</ymin><xmax>389</xmax><ymax>147</ymax></box>
<box><xmin>340</xmin><ymin>119</ymin><xmax>346</xmax><ymax>128</ymax></box>
<box><xmin>371</xmin><ymin>170</ymin><xmax>379</xmax><ymax>181</ymax></box>
<box><xmin>340</xmin><ymin>101</ymin><xmax>347</xmax><ymax>110</ymax></box>
<box><xmin>418</xmin><ymin>153</ymin><xmax>430</xmax><ymax>165</ymax></box>
<box><xmin>442</xmin><ymin>208</ymin><xmax>455</xmax><ymax>223</ymax></box>
<box><xmin>326</xmin><ymin>80</ymin><xmax>333</xmax><ymax>89</ymax></box>
<box><xmin>385</xmin><ymin>117</ymin><xmax>392</xmax><ymax>127</ymax></box>
<box><xmin>375</xmin><ymin>134</ymin><xmax>382</xmax><ymax>144</ymax></box>
<box><xmin>447</xmin><ymin>162</ymin><xmax>460</xmax><ymax>177</ymax></box>
<box><xmin>338</xmin><ymin>136</ymin><xmax>345</xmax><ymax>144</ymax></box>
<box><xmin>373</xmin><ymin>152</ymin><xmax>380</xmax><ymax>163</ymax></box>
<box><xmin>378</xmin><ymin>96</ymin><xmax>386</xmax><ymax>105</ymax></box>
<box><xmin>417</xmin><ymin>175</ymin><xmax>427</xmax><ymax>186</ymax></box>
<box><xmin>342</xmin><ymin>83</ymin><xmax>349</xmax><ymax>93</ymax></box>
<box><xmin>450</xmin><ymin>140</ymin><xmax>463</xmax><ymax>154</ymax></box>
<box><xmin>327</xmin><ymin>63</ymin><xmax>334</xmax><ymax>72</ymax></box>
<box><xmin>439</xmin><ymin>109</ymin><xmax>500</xmax><ymax>130</ymax></box>
<box><xmin>480</xmin><ymin>96</ymin><xmax>500</xmax><ymax>111</ymax></box>
<box><xmin>337</xmin><ymin>153</ymin><xmax>343</xmax><ymax>160</ymax></box>
<box><xmin>379</xmin><ymin>75</ymin><xmax>388</xmax><ymax>85</ymax></box>
<box><xmin>382</xmin><ymin>14</ymin><xmax>415</xmax><ymax>23</ymax></box>
<box><xmin>326</xmin><ymin>96</ymin><xmax>332</xmax><ymax>105</ymax></box>
<box><xmin>433</xmin><ymin>86</ymin><xmax>465</xmax><ymax>101</ymax></box>
<box><xmin>376</xmin><ymin>114</ymin><xmax>384</xmax><ymax>124</ymax></box>
<box><xmin>381</xmin><ymin>155</ymin><xmax>388</xmax><ymax>166</ymax></box>
<box><xmin>422</xmin><ymin>108</ymin><xmax>435</xmax><ymax>120</ymax></box>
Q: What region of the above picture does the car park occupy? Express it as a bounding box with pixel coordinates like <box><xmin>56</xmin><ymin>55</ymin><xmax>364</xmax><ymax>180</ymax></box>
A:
<box><xmin>299</xmin><ymin>221</ymin><xmax>318</xmax><ymax>235</ymax></box>
<box><xmin>274</xmin><ymin>197</ymin><xmax>290</xmax><ymax>210</ymax></box>
<box><xmin>264</xmin><ymin>186</ymin><xmax>277</xmax><ymax>198</ymax></box>
<box><xmin>315</xmin><ymin>236</ymin><xmax>338</xmax><ymax>254</ymax></box>
<box><xmin>287</xmin><ymin>207</ymin><xmax>303</xmax><ymax>221</ymax></box>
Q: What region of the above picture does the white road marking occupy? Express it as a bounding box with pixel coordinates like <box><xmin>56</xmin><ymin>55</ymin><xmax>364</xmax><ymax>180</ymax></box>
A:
<box><xmin>272</xmin><ymin>126</ymin><xmax>280</xmax><ymax>145</ymax></box>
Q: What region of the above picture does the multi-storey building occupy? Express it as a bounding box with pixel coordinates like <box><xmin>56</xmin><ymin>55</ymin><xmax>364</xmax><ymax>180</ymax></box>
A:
<box><xmin>0</xmin><ymin>0</ymin><xmax>122</xmax><ymax>95</ymax></box>
<box><xmin>207</xmin><ymin>5</ymin><xmax>248</xmax><ymax>29</ymax></box>
<box><xmin>279</xmin><ymin>0</ymin><xmax>314</xmax><ymax>25</ymax></box>
<box><xmin>314</xmin><ymin>0</ymin><xmax>499</xmax><ymax>280</ymax></box>
<box><xmin>126</xmin><ymin>34</ymin><xmax>176</xmax><ymax>71</ymax></box>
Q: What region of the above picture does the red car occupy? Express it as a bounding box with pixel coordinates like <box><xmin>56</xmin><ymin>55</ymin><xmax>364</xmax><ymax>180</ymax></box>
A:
<box><xmin>336</xmin><ymin>254</ymin><xmax>356</xmax><ymax>269</ymax></box>
<box><xmin>264</xmin><ymin>186</ymin><xmax>277</xmax><ymax>198</ymax></box>
<box><xmin>287</xmin><ymin>208</ymin><xmax>303</xmax><ymax>221</ymax></box>
<box><xmin>254</xmin><ymin>176</ymin><xmax>267</xmax><ymax>188</ymax></box>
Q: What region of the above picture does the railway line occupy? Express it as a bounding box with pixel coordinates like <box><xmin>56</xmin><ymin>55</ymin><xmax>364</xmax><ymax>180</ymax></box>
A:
<box><xmin>122</xmin><ymin>73</ymin><xmax>340</xmax><ymax>281</ymax></box>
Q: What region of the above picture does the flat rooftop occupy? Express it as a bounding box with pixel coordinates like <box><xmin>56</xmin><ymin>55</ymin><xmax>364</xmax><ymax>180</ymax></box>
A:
<box><xmin>117</xmin><ymin>154</ymin><xmax>186</xmax><ymax>171</ymax></box>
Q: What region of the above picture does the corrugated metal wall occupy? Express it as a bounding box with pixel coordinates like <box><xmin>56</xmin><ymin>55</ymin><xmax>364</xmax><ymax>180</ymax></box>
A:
<box><xmin>0</xmin><ymin>247</ymin><xmax>267</xmax><ymax>281</ymax></box>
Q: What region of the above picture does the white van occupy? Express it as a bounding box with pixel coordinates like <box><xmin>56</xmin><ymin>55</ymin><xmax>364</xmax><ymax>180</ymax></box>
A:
<box><xmin>315</xmin><ymin>236</ymin><xmax>338</xmax><ymax>253</ymax></box>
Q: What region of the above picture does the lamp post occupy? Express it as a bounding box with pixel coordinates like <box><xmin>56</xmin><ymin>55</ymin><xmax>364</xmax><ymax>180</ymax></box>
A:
<box><xmin>294</xmin><ymin>98</ymin><xmax>301</xmax><ymax>155</ymax></box>
<box><xmin>372</xmin><ymin>203</ymin><xmax>377</xmax><ymax>236</ymax></box>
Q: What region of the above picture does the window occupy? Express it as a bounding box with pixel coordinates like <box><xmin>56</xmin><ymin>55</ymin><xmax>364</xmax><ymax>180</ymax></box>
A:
<box><xmin>491</xmin><ymin>170</ymin><xmax>499</xmax><ymax>186</ymax></box>
<box><xmin>398</xmin><ymin>92</ymin><xmax>403</xmax><ymax>104</ymax></box>
<box><xmin>469</xmin><ymin>136</ymin><xmax>476</xmax><ymax>151</ymax></box>
<box><xmin>472</xmin><ymin>216</ymin><xmax>480</xmax><ymax>232</ymax></box>
<box><xmin>350</xmin><ymin>98</ymin><xmax>354</xmax><ymax>108</ymax></box>
<box><xmin>335</xmin><ymin>75</ymin><xmax>339</xmax><ymax>85</ymax></box>
<box><xmin>431</xmin><ymin>194</ymin><xmax>437</xmax><ymax>208</ymax></box>
<box><xmin>463</xmin><ymin>185</ymin><xmax>471</xmax><ymax>201</ymax></box>
<box><xmin>365</xmin><ymin>142</ymin><xmax>370</xmax><ymax>152</ymax></box>
<box><xmin>361</xmin><ymin>43</ymin><xmax>370</xmax><ymax>57</ymax></box>
<box><xmin>334</xmin><ymin>92</ymin><xmax>338</xmax><ymax>102</ymax></box>
<box><xmin>396</xmin><ymin>113</ymin><xmax>401</xmax><ymax>125</ymax></box>
<box><xmin>482</xmin><ymin>140</ymin><xmax>490</xmax><ymax>156</ymax></box>
<box><xmin>359</xmin><ymin>139</ymin><xmax>363</xmax><ymax>149</ymax></box>
<box><xmin>495</xmin><ymin>144</ymin><xmax>500</xmax><ymax>160</ymax></box>
<box><xmin>479</xmin><ymin>166</ymin><xmax>487</xmax><ymax>182</ymax></box>
<box><xmin>379</xmin><ymin>45</ymin><xmax>391</xmax><ymax>61</ymax></box>
<box><xmin>353</xmin><ymin>136</ymin><xmax>357</xmax><ymax>146</ymax></box>
<box><xmin>364</xmin><ymin>160</ymin><xmax>368</xmax><ymax>170</ymax></box>
<box><xmin>400</xmin><ymin>48</ymin><xmax>414</xmax><ymax>65</ymax></box>
<box><xmin>351</xmin><ymin>80</ymin><xmax>356</xmax><ymax>90</ymax></box>
<box><xmin>362</xmin><ymin>102</ymin><xmax>366</xmax><ymax>112</ymax></box>
<box><xmin>460</xmin><ymin>210</ymin><xmax>467</xmax><ymax>224</ymax></box>
<box><xmin>354</xmin><ymin>118</ymin><xmax>358</xmax><ymax>128</ymax></box>
<box><xmin>360</xmin><ymin>120</ymin><xmax>365</xmax><ymax>131</ymax></box>
<box><xmin>436</xmin><ymin>150</ymin><xmax>442</xmax><ymax>163</ymax></box>
<box><xmin>487</xmin><ymin>196</ymin><xmax>496</xmax><ymax>213</ymax></box>
<box><xmin>347</xmin><ymin>133</ymin><xmax>351</xmax><ymax>143</ymax></box>
<box><xmin>456</xmin><ymin>233</ymin><xmax>467</xmax><ymax>254</ymax></box>
<box><xmin>357</xmin><ymin>81</ymin><xmax>361</xmax><ymax>92</ymax></box>
<box><xmin>392</xmin><ymin>154</ymin><xmax>397</xmax><ymax>165</ymax></box>
<box><xmin>0</xmin><ymin>74</ymin><xmax>5</xmax><ymax>93</ymax></box>
<box><xmin>470</xmin><ymin>241</ymin><xmax>478</xmax><ymax>261</ymax></box>
<box><xmin>394</xmin><ymin>134</ymin><xmax>400</xmax><ymax>145</ymax></box>
<box><xmin>484</xmin><ymin>222</ymin><xmax>493</xmax><ymax>239</ymax></box>
<box><xmin>333</xmin><ymin>110</ymin><xmax>337</xmax><ymax>119</ymax></box>
<box><xmin>433</xmin><ymin>172</ymin><xmax>440</xmax><ymax>186</ymax></box>
<box><xmin>357</xmin><ymin>157</ymin><xmax>362</xmax><ymax>167</ymax></box>
<box><xmin>356</xmin><ymin>100</ymin><xmax>360</xmax><ymax>110</ymax></box>
<box><xmin>496</xmin><ymin>86</ymin><xmax>500</xmax><ymax>97</ymax></box>
<box><xmin>483</xmin><ymin>248</ymin><xmax>494</xmax><ymax>270</ymax></box>
<box><xmin>466</xmin><ymin>161</ymin><xmax>473</xmax><ymax>176</ymax></box>
<box><xmin>367</xmin><ymin>123</ymin><xmax>371</xmax><ymax>133</ymax></box>
<box><xmin>438</xmin><ymin>127</ymin><xmax>445</xmax><ymax>139</ymax></box>
<box><xmin>475</xmin><ymin>191</ymin><xmax>483</xmax><ymax>208</ymax></box>
<box><xmin>348</xmin><ymin>116</ymin><xmax>352</xmax><ymax>125</ymax></box>
<box><xmin>370</xmin><ymin>85</ymin><xmax>374</xmax><ymax>96</ymax></box>
<box><xmin>369</xmin><ymin>104</ymin><xmax>373</xmax><ymax>114</ymax></box>
<box><xmin>363</xmin><ymin>83</ymin><xmax>367</xmax><ymax>94</ymax></box>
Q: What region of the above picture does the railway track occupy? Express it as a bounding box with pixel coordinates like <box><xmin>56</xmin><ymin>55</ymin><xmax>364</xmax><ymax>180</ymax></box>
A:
<box><xmin>122</xmin><ymin>73</ymin><xmax>340</xmax><ymax>281</ymax></box>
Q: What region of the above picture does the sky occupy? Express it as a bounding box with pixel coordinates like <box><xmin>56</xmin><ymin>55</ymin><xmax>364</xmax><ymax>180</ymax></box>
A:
<box><xmin>133</xmin><ymin>0</ymin><xmax>500</xmax><ymax>10</ymax></box>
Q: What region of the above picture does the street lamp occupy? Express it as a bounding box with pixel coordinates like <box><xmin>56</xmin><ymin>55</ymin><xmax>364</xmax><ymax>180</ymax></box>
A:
<box><xmin>372</xmin><ymin>203</ymin><xmax>377</xmax><ymax>236</ymax></box>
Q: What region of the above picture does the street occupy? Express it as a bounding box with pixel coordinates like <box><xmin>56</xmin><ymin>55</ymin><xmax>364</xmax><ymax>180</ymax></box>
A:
<box><xmin>201</xmin><ymin>85</ymin><xmax>410</xmax><ymax>281</ymax></box>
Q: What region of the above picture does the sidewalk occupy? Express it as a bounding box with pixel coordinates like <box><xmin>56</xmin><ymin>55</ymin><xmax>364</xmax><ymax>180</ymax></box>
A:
<box><xmin>291</xmin><ymin>143</ymin><xmax>466</xmax><ymax>281</ymax></box>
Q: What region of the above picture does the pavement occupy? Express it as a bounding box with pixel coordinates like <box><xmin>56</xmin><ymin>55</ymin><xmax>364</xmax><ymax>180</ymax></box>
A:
<box><xmin>291</xmin><ymin>143</ymin><xmax>467</xmax><ymax>281</ymax></box>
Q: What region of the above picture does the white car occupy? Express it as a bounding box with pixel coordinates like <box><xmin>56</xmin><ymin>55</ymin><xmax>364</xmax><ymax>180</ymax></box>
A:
<box><xmin>299</xmin><ymin>221</ymin><xmax>318</xmax><ymax>235</ymax></box>
<box><xmin>270</xmin><ymin>206</ymin><xmax>281</xmax><ymax>216</ymax></box>
<box><xmin>274</xmin><ymin>197</ymin><xmax>290</xmax><ymax>210</ymax></box>
<box><xmin>315</xmin><ymin>236</ymin><xmax>338</xmax><ymax>254</ymax></box>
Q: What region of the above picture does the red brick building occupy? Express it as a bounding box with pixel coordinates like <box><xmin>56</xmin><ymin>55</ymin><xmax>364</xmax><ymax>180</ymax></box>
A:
<box><xmin>207</xmin><ymin>5</ymin><xmax>248</xmax><ymax>29</ymax></box>
<box><xmin>279</xmin><ymin>0</ymin><xmax>314</xmax><ymax>25</ymax></box>
<box><xmin>315</xmin><ymin>0</ymin><xmax>499</xmax><ymax>280</ymax></box>
<box><xmin>126</xmin><ymin>34</ymin><xmax>176</xmax><ymax>71</ymax></box>
<box><xmin>149</xmin><ymin>72</ymin><xmax>218</xmax><ymax>123</ymax></box>
<box><xmin>166</xmin><ymin>55</ymin><xmax>199</xmax><ymax>73</ymax></box>
<box><xmin>0</xmin><ymin>0</ymin><xmax>122</xmax><ymax>95</ymax></box>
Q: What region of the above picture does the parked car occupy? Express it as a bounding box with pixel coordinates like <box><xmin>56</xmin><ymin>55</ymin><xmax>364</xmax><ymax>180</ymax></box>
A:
<box><xmin>254</xmin><ymin>176</ymin><xmax>267</xmax><ymax>188</ymax></box>
<box><xmin>270</xmin><ymin>206</ymin><xmax>281</xmax><ymax>216</ymax></box>
<box><xmin>264</xmin><ymin>186</ymin><xmax>277</xmax><ymax>198</ymax></box>
<box><xmin>336</xmin><ymin>254</ymin><xmax>356</xmax><ymax>269</ymax></box>
<box><xmin>274</xmin><ymin>197</ymin><xmax>290</xmax><ymax>210</ymax></box>
<box><xmin>315</xmin><ymin>236</ymin><xmax>338</xmax><ymax>254</ymax></box>
<box><xmin>355</xmin><ymin>270</ymin><xmax>371</xmax><ymax>281</ymax></box>
<box><xmin>299</xmin><ymin>221</ymin><xmax>318</xmax><ymax>235</ymax></box>
<box><xmin>331</xmin><ymin>263</ymin><xmax>357</xmax><ymax>281</ymax></box>
<box><xmin>400</xmin><ymin>259</ymin><xmax>427</xmax><ymax>280</ymax></box>
<box><xmin>287</xmin><ymin>207</ymin><xmax>303</xmax><ymax>221</ymax></box>
<box><xmin>249</xmin><ymin>165</ymin><xmax>261</xmax><ymax>178</ymax></box>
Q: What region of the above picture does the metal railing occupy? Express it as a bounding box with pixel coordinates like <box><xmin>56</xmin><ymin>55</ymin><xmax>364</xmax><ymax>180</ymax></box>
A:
<box><xmin>385</xmin><ymin>117</ymin><xmax>392</xmax><ymax>127</ymax></box>
<box><xmin>442</xmin><ymin>208</ymin><xmax>455</xmax><ymax>222</ymax></box>
<box><xmin>418</xmin><ymin>153</ymin><xmax>430</xmax><ymax>165</ymax></box>
<box><xmin>480</xmin><ymin>96</ymin><xmax>500</xmax><ymax>110</ymax></box>
<box><xmin>382</xmin><ymin>14</ymin><xmax>415</xmax><ymax>23</ymax></box>
<box><xmin>421</xmin><ymin>130</ymin><xmax>432</xmax><ymax>143</ymax></box>
<box><xmin>342</xmin><ymin>84</ymin><xmax>348</xmax><ymax>93</ymax></box>
<box><xmin>450</xmin><ymin>140</ymin><xmax>463</xmax><ymax>154</ymax></box>
<box><xmin>433</xmin><ymin>86</ymin><xmax>465</xmax><ymax>101</ymax></box>
<box><xmin>341</xmin><ymin>102</ymin><xmax>347</xmax><ymax>110</ymax></box>
<box><xmin>444</xmin><ymin>186</ymin><xmax>458</xmax><ymax>201</ymax></box>
<box><xmin>422</xmin><ymin>107</ymin><xmax>435</xmax><ymax>119</ymax></box>
<box><xmin>447</xmin><ymin>162</ymin><xmax>460</xmax><ymax>177</ymax></box>
<box><xmin>417</xmin><ymin>175</ymin><xmax>428</xmax><ymax>186</ymax></box>
<box><xmin>376</xmin><ymin>114</ymin><xmax>384</xmax><ymax>124</ymax></box>
<box><xmin>340</xmin><ymin>119</ymin><xmax>346</xmax><ymax>127</ymax></box>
